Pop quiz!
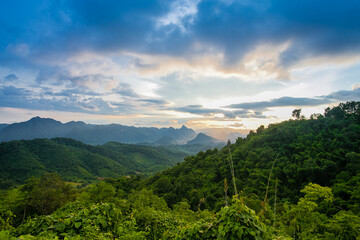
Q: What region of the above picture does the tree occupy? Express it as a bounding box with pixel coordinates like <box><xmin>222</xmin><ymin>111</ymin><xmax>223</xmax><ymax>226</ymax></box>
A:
<box><xmin>281</xmin><ymin>183</ymin><xmax>333</xmax><ymax>238</ymax></box>
<box><xmin>292</xmin><ymin>109</ymin><xmax>302</xmax><ymax>119</ymax></box>
<box><xmin>175</xmin><ymin>196</ymin><xmax>271</xmax><ymax>239</ymax></box>
<box><xmin>325</xmin><ymin>101</ymin><xmax>360</xmax><ymax>121</ymax></box>
<box><xmin>78</xmin><ymin>181</ymin><xmax>117</xmax><ymax>204</ymax></box>
<box><xmin>21</xmin><ymin>173</ymin><xmax>75</xmax><ymax>216</ymax></box>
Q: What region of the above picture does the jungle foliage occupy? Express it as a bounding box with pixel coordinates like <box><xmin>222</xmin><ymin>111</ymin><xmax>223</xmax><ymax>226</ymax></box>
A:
<box><xmin>0</xmin><ymin>102</ymin><xmax>359</xmax><ymax>239</ymax></box>
<box><xmin>0</xmin><ymin>138</ymin><xmax>191</xmax><ymax>189</ymax></box>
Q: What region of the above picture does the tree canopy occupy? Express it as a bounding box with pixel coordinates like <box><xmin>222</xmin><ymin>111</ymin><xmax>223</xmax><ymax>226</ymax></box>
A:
<box><xmin>1</xmin><ymin>102</ymin><xmax>360</xmax><ymax>239</ymax></box>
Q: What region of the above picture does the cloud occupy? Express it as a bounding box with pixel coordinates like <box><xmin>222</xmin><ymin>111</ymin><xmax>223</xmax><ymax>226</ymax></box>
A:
<box><xmin>3</xmin><ymin>74</ymin><xmax>18</xmax><ymax>82</ymax></box>
<box><xmin>324</xmin><ymin>88</ymin><xmax>360</xmax><ymax>101</ymax></box>
<box><xmin>0</xmin><ymin>0</ymin><xmax>359</xmax><ymax>127</ymax></box>
<box><xmin>353</xmin><ymin>84</ymin><xmax>360</xmax><ymax>90</ymax></box>
<box><xmin>68</xmin><ymin>74</ymin><xmax>113</xmax><ymax>89</ymax></box>
<box><xmin>174</xmin><ymin>105</ymin><xmax>220</xmax><ymax>115</ymax></box>
<box><xmin>170</xmin><ymin>88</ymin><xmax>360</xmax><ymax>120</ymax></box>
<box><xmin>193</xmin><ymin>0</ymin><xmax>360</xmax><ymax>66</ymax></box>
<box><xmin>36</xmin><ymin>67</ymin><xmax>71</xmax><ymax>83</ymax></box>
<box><xmin>156</xmin><ymin>0</ymin><xmax>200</xmax><ymax>32</ymax></box>
<box><xmin>137</xmin><ymin>99</ymin><xmax>169</xmax><ymax>106</ymax></box>
<box><xmin>36</xmin><ymin>66</ymin><xmax>122</xmax><ymax>92</ymax></box>
<box><xmin>155</xmin><ymin>72</ymin><xmax>283</xmax><ymax>105</ymax></box>
<box><xmin>112</xmin><ymin>83</ymin><xmax>140</xmax><ymax>98</ymax></box>
<box><xmin>43</xmin><ymin>88</ymin><xmax>101</xmax><ymax>97</ymax></box>
<box><xmin>173</xmin><ymin>104</ymin><xmax>266</xmax><ymax>119</ymax></box>
<box><xmin>2</xmin><ymin>0</ymin><xmax>359</xmax><ymax>69</ymax></box>
<box><xmin>225</xmin><ymin>97</ymin><xmax>331</xmax><ymax>111</ymax></box>
<box><xmin>36</xmin><ymin>67</ymin><xmax>116</xmax><ymax>91</ymax></box>
<box><xmin>229</xmin><ymin>123</ymin><xmax>245</xmax><ymax>128</ymax></box>
<box><xmin>0</xmin><ymin>85</ymin><xmax>134</xmax><ymax>115</ymax></box>
<box><xmin>224</xmin><ymin>88</ymin><xmax>360</xmax><ymax>112</ymax></box>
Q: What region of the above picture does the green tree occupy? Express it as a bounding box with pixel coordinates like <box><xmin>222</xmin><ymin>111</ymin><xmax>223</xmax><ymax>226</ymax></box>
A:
<box><xmin>78</xmin><ymin>181</ymin><xmax>117</xmax><ymax>204</ymax></box>
<box><xmin>292</xmin><ymin>109</ymin><xmax>302</xmax><ymax>119</ymax></box>
<box><xmin>21</xmin><ymin>173</ymin><xmax>75</xmax><ymax>216</ymax></box>
<box><xmin>174</xmin><ymin>195</ymin><xmax>271</xmax><ymax>240</ymax></box>
<box><xmin>281</xmin><ymin>183</ymin><xmax>333</xmax><ymax>239</ymax></box>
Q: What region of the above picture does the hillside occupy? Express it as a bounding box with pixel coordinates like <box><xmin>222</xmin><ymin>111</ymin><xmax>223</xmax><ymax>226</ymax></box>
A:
<box><xmin>0</xmin><ymin>117</ymin><xmax>196</xmax><ymax>145</ymax></box>
<box><xmin>144</xmin><ymin>102</ymin><xmax>360</xmax><ymax>213</ymax></box>
<box><xmin>0</xmin><ymin>124</ymin><xmax>9</xmax><ymax>131</ymax></box>
<box><xmin>1</xmin><ymin>102</ymin><xmax>360</xmax><ymax>239</ymax></box>
<box><xmin>0</xmin><ymin>138</ymin><xmax>190</xmax><ymax>189</ymax></box>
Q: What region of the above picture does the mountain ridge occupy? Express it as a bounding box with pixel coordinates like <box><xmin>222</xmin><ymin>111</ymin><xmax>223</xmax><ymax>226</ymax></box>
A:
<box><xmin>0</xmin><ymin>117</ymin><xmax>197</xmax><ymax>145</ymax></box>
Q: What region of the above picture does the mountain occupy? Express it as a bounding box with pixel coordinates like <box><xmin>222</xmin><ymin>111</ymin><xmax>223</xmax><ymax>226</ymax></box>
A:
<box><xmin>0</xmin><ymin>138</ymin><xmax>190</xmax><ymax>189</ymax></box>
<box><xmin>0</xmin><ymin>117</ymin><xmax>196</xmax><ymax>145</ymax></box>
<box><xmin>186</xmin><ymin>133</ymin><xmax>223</xmax><ymax>145</ymax></box>
<box><xmin>0</xmin><ymin>117</ymin><xmax>64</xmax><ymax>140</ymax></box>
<box><xmin>154</xmin><ymin>135</ymin><xmax>178</xmax><ymax>145</ymax></box>
<box><xmin>0</xmin><ymin>123</ymin><xmax>9</xmax><ymax>131</ymax></box>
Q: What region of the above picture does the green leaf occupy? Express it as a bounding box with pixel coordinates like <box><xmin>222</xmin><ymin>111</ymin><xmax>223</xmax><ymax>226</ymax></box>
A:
<box><xmin>74</xmin><ymin>222</ymin><xmax>81</xmax><ymax>228</ymax></box>
<box><xmin>55</xmin><ymin>222</ymin><xmax>66</xmax><ymax>232</ymax></box>
<box><xmin>64</xmin><ymin>218</ymin><xmax>71</xmax><ymax>226</ymax></box>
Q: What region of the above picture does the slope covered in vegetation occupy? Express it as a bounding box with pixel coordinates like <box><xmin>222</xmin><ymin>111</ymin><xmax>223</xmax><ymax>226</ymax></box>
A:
<box><xmin>0</xmin><ymin>102</ymin><xmax>359</xmax><ymax>239</ymax></box>
<box><xmin>0</xmin><ymin>138</ymin><xmax>190</xmax><ymax>189</ymax></box>
<box><xmin>146</xmin><ymin>102</ymin><xmax>360</xmax><ymax>214</ymax></box>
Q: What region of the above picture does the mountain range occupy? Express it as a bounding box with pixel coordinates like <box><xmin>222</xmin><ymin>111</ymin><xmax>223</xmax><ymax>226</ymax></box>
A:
<box><xmin>0</xmin><ymin>117</ymin><xmax>200</xmax><ymax>145</ymax></box>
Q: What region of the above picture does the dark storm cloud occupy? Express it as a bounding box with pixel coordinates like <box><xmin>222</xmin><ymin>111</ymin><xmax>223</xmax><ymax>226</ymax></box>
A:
<box><xmin>1</xmin><ymin>0</ymin><xmax>359</xmax><ymax>67</ymax></box>
<box><xmin>194</xmin><ymin>0</ymin><xmax>360</xmax><ymax>65</ymax></box>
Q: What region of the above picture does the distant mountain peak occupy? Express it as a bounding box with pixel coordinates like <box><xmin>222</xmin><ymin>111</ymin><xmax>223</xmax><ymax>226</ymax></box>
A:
<box><xmin>186</xmin><ymin>133</ymin><xmax>222</xmax><ymax>145</ymax></box>
<box><xmin>65</xmin><ymin>120</ymin><xmax>87</xmax><ymax>126</ymax></box>
<box><xmin>197</xmin><ymin>133</ymin><xmax>208</xmax><ymax>137</ymax></box>
<box><xmin>28</xmin><ymin>116</ymin><xmax>60</xmax><ymax>123</ymax></box>
<box><xmin>180</xmin><ymin>125</ymin><xmax>188</xmax><ymax>130</ymax></box>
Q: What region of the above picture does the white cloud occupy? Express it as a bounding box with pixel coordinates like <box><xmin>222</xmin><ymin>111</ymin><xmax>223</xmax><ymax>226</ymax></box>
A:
<box><xmin>352</xmin><ymin>83</ymin><xmax>360</xmax><ymax>90</ymax></box>
<box><xmin>156</xmin><ymin>0</ymin><xmax>201</xmax><ymax>32</ymax></box>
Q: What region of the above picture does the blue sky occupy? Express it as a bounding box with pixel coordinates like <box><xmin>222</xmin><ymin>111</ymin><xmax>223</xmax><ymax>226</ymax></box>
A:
<box><xmin>0</xmin><ymin>0</ymin><xmax>360</xmax><ymax>132</ymax></box>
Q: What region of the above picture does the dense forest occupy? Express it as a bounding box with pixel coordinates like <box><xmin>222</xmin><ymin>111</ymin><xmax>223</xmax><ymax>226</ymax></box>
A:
<box><xmin>0</xmin><ymin>102</ymin><xmax>359</xmax><ymax>239</ymax></box>
<box><xmin>0</xmin><ymin>138</ymin><xmax>205</xmax><ymax>189</ymax></box>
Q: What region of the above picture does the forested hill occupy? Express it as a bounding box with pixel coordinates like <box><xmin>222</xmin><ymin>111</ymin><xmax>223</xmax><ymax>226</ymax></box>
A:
<box><xmin>1</xmin><ymin>102</ymin><xmax>359</xmax><ymax>239</ymax></box>
<box><xmin>145</xmin><ymin>102</ymin><xmax>360</xmax><ymax>212</ymax></box>
<box><xmin>0</xmin><ymin>138</ymin><xmax>190</xmax><ymax>189</ymax></box>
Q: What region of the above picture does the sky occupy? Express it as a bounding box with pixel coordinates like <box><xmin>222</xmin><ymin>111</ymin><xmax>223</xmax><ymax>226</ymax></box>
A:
<box><xmin>0</xmin><ymin>0</ymin><xmax>360</xmax><ymax>133</ymax></box>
